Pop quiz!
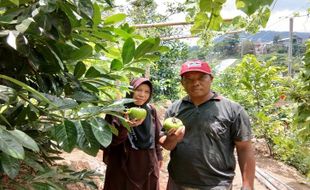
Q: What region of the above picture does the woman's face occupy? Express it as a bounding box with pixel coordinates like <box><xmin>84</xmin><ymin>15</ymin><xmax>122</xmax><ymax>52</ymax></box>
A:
<box><xmin>132</xmin><ymin>83</ymin><xmax>151</xmax><ymax>106</ymax></box>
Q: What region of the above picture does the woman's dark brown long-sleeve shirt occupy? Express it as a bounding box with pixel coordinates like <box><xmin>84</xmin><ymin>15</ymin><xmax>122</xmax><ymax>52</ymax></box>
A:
<box><xmin>103</xmin><ymin>105</ymin><xmax>163</xmax><ymax>190</ymax></box>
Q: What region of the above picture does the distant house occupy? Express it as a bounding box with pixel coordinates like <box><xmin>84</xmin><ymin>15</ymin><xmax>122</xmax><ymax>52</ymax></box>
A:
<box><xmin>254</xmin><ymin>42</ymin><xmax>267</xmax><ymax>54</ymax></box>
<box><xmin>254</xmin><ymin>41</ymin><xmax>274</xmax><ymax>55</ymax></box>
<box><xmin>278</xmin><ymin>35</ymin><xmax>303</xmax><ymax>47</ymax></box>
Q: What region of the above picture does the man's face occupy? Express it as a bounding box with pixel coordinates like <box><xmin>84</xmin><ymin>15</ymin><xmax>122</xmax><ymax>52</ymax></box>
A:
<box><xmin>181</xmin><ymin>71</ymin><xmax>213</xmax><ymax>99</ymax></box>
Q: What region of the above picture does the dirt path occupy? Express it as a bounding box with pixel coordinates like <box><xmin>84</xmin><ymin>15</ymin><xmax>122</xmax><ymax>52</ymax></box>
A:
<box><xmin>59</xmin><ymin>148</ymin><xmax>309</xmax><ymax>190</ymax></box>
<box><xmin>59</xmin><ymin>103</ymin><xmax>309</xmax><ymax>189</ymax></box>
<box><xmin>159</xmin><ymin>149</ymin><xmax>267</xmax><ymax>190</ymax></box>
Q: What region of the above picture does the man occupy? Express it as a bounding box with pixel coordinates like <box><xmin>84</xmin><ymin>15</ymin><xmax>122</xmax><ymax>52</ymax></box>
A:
<box><xmin>159</xmin><ymin>59</ymin><xmax>255</xmax><ymax>190</ymax></box>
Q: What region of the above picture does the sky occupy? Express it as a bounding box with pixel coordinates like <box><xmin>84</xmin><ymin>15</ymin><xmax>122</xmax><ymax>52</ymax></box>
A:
<box><xmin>222</xmin><ymin>0</ymin><xmax>310</xmax><ymax>32</ymax></box>
<box><xmin>154</xmin><ymin>0</ymin><xmax>310</xmax><ymax>33</ymax></box>
<box><xmin>115</xmin><ymin>0</ymin><xmax>310</xmax><ymax>38</ymax></box>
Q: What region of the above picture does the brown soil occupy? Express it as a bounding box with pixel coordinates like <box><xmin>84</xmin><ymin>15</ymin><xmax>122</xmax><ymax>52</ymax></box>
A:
<box><xmin>58</xmin><ymin>146</ymin><xmax>309</xmax><ymax>190</ymax></box>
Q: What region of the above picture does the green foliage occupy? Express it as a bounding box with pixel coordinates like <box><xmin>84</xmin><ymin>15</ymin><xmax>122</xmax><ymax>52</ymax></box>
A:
<box><xmin>290</xmin><ymin>40</ymin><xmax>310</xmax><ymax>144</ymax></box>
<box><xmin>212</xmin><ymin>34</ymin><xmax>240</xmax><ymax>58</ymax></box>
<box><xmin>0</xmin><ymin>0</ymin><xmax>164</xmax><ymax>188</ymax></box>
<box><xmin>213</xmin><ymin>54</ymin><xmax>309</xmax><ymax>177</ymax></box>
<box><xmin>1</xmin><ymin>164</ymin><xmax>103</xmax><ymax>190</ymax></box>
<box><xmin>184</xmin><ymin>0</ymin><xmax>273</xmax><ymax>45</ymax></box>
<box><xmin>152</xmin><ymin>42</ymin><xmax>189</xmax><ymax>101</ymax></box>
<box><xmin>124</xmin><ymin>0</ymin><xmax>190</xmax><ymax>101</ymax></box>
<box><xmin>214</xmin><ymin>55</ymin><xmax>285</xmax><ymax>113</ymax></box>
<box><xmin>236</xmin><ymin>0</ymin><xmax>273</xmax><ymax>15</ymax></box>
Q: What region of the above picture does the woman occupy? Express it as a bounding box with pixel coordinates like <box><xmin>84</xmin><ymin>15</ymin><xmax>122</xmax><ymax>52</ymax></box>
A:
<box><xmin>103</xmin><ymin>77</ymin><xmax>163</xmax><ymax>190</ymax></box>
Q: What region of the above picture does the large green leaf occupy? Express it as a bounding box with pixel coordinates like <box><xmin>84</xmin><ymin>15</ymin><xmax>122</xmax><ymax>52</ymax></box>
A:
<box><xmin>107</xmin><ymin>98</ymin><xmax>134</xmax><ymax>108</ymax></box>
<box><xmin>259</xmin><ymin>8</ymin><xmax>271</xmax><ymax>28</ymax></box>
<box><xmin>68</xmin><ymin>45</ymin><xmax>93</xmax><ymax>62</ymax></box>
<box><xmin>0</xmin><ymin>8</ymin><xmax>23</xmax><ymax>24</ymax></box>
<box><xmin>123</xmin><ymin>66</ymin><xmax>145</xmax><ymax>73</ymax></box>
<box><xmin>9</xmin><ymin>0</ymin><xmax>19</xmax><ymax>6</ymax></box>
<box><xmin>76</xmin><ymin>0</ymin><xmax>94</xmax><ymax>20</ymax></box>
<box><xmin>78</xmin><ymin>106</ymin><xmax>102</xmax><ymax>117</ymax></box>
<box><xmin>58</xmin><ymin>1</ymin><xmax>80</xmax><ymax>28</ymax></box>
<box><xmin>16</xmin><ymin>18</ymin><xmax>34</xmax><ymax>33</ymax></box>
<box><xmin>0</xmin><ymin>85</ymin><xmax>17</xmax><ymax>102</ymax></box>
<box><xmin>81</xmin><ymin>82</ymin><xmax>99</xmax><ymax>93</ymax></box>
<box><xmin>142</xmin><ymin>54</ymin><xmax>161</xmax><ymax>62</ymax></box>
<box><xmin>85</xmin><ymin>66</ymin><xmax>101</xmax><ymax>78</ymax></box>
<box><xmin>134</xmin><ymin>38</ymin><xmax>156</xmax><ymax>59</ymax></box>
<box><xmin>158</xmin><ymin>46</ymin><xmax>170</xmax><ymax>53</ymax></box>
<box><xmin>14</xmin><ymin>105</ymin><xmax>27</xmax><ymax>126</ymax></box>
<box><xmin>7</xmin><ymin>31</ymin><xmax>18</xmax><ymax>50</ymax></box>
<box><xmin>53</xmin><ymin>120</ymin><xmax>77</xmax><ymax>152</ymax></box>
<box><xmin>150</xmin><ymin>37</ymin><xmax>160</xmax><ymax>52</ymax></box>
<box><xmin>8</xmin><ymin>129</ymin><xmax>39</xmax><ymax>152</ymax></box>
<box><xmin>190</xmin><ymin>12</ymin><xmax>205</xmax><ymax>35</ymax></box>
<box><xmin>23</xmin><ymin>152</ymin><xmax>44</xmax><ymax>172</ymax></box>
<box><xmin>114</xmin><ymin>28</ymin><xmax>132</xmax><ymax>39</ymax></box>
<box><xmin>236</xmin><ymin>0</ymin><xmax>273</xmax><ymax>15</ymax></box>
<box><xmin>35</xmin><ymin>44</ymin><xmax>63</xmax><ymax>73</ymax></box>
<box><xmin>1</xmin><ymin>153</ymin><xmax>20</xmax><ymax>179</ymax></box>
<box><xmin>77</xmin><ymin>121</ymin><xmax>100</xmax><ymax>156</ymax></box>
<box><xmin>122</xmin><ymin>37</ymin><xmax>135</xmax><ymax>64</ymax></box>
<box><xmin>92</xmin><ymin>3</ymin><xmax>101</xmax><ymax>27</ymax></box>
<box><xmin>72</xmin><ymin>90</ymin><xmax>98</xmax><ymax>102</ymax></box>
<box><xmin>90</xmin><ymin>117</ymin><xmax>112</xmax><ymax>148</ymax></box>
<box><xmin>199</xmin><ymin>0</ymin><xmax>212</xmax><ymax>12</ymax></box>
<box><xmin>45</xmin><ymin>94</ymin><xmax>78</xmax><ymax>110</ymax></box>
<box><xmin>0</xmin><ymin>114</ymin><xmax>12</xmax><ymax>127</ymax></box>
<box><xmin>74</xmin><ymin>62</ymin><xmax>86</xmax><ymax>78</ymax></box>
<box><xmin>0</xmin><ymin>127</ymin><xmax>24</xmax><ymax>159</ymax></box>
<box><xmin>48</xmin><ymin>46</ymin><xmax>65</xmax><ymax>71</ymax></box>
<box><xmin>92</xmin><ymin>30</ymin><xmax>116</xmax><ymax>42</ymax></box>
<box><xmin>15</xmin><ymin>33</ymin><xmax>30</xmax><ymax>55</ymax></box>
<box><xmin>32</xmin><ymin>168</ymin><xmax>58</xmax><ymax>180</ymax></box>
<box><xmin>104</xmin><ymin>13</ymin><xmax>126</xmax><ymax>25</ymax></box>
<box><xmin>110</xmin><ymin>59</ymin><xmax>123</xmax><ymax>71</ymax></box>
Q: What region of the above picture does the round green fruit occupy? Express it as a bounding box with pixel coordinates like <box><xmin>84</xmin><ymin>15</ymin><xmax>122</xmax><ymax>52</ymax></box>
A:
<box><xmin>127</xmin><ymin>107</ymin><xmax>147</xmax><ymax>120</ymax></box>
<box><xmin>163</xmin><ymin>117</ymin><xmax>183</xmax><ymax>131</ymax></box>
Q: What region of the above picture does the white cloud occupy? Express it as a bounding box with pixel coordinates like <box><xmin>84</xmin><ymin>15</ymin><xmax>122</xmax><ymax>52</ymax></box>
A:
<box><xmin>264</xmin><ymin>10</ymin><xmax>310</xmax><ymax>32</ymax></box>
<box><xmin>221</xmin><ymin>0</ymin><xmax>310</xmax><ymax>32</ymax></box>
<box><xmin>117</xmin><ymin>0</ymin><xmax>310</xmax><ymax>32</ymax></box>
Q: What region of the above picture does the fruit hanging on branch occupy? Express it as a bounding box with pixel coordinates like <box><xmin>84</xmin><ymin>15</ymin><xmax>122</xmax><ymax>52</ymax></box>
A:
<box><xmin>126</xmin><ymin>107</ymin><xmax>147</xmax><ymax>120</ymax></box>
<box><xmin>163</xmin><ymin>117</ymin><xmax>184</xmax><ymax>131</ymax></box>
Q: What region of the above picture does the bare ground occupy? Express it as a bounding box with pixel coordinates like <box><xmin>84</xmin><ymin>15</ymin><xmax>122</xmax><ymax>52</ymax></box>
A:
<box><xmin>58</xmin><ymin>103</ymin><xmax>309</xmax><ymax>189</ymax></box>
<box><xmin>58</xmin><ymin>144</ymin><xmax>309</xmax><ymax>190</ymax></box>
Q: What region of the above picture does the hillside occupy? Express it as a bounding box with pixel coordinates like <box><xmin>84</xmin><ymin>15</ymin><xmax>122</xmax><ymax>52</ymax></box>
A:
<box><xmin>214</xmin><ymin>30</ymin><xmax>310</xmax><ymax>43</ymax></box>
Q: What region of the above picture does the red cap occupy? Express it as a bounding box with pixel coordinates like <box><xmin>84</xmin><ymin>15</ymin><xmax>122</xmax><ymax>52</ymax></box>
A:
<box><xmin>180</xmin><ymin>59</ymin><xmax>212</xmax><ymax>76</ymax></box>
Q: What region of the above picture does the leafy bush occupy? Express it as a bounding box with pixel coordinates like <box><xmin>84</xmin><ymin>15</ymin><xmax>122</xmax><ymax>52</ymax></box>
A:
<box><xmin>213</xmin><ymin>54</ymin><xmax>309</xmax><ymax>177</ymax></box>
<box><xmin>0</xmin><ymin>0</ymin><xmax>165</xmax><ymax>188</ymax></box>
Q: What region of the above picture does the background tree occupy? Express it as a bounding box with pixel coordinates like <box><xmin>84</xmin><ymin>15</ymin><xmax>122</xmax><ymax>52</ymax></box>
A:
<box><xmin>0</xmin><ymin>0</ymin><xmax>165</xmax><ymax>188</ymax></box>
<box><xmin>213</xmin><ymin>53</ymin><xmax>309</xmax><ymax>178</ymax></box>
<box><xmin>121</xmin><ymin>0</ymin><xmax>191</xmax><ymax>101</ymax></box>
<box><xmin>273</xmin><ymin>34</ymin><xmax>280</xmax><ymax>44</ymax></box>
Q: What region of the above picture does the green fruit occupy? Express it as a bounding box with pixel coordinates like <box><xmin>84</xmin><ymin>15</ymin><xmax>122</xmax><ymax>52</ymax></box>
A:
<box><xmin>127</xmin><ymin>107</ymin><xmax>147</xmax><ymax>120</ymax></box>
<box><xmin>163</xmin><ymin>117</ymin><xmax>183</xmax><ymax>131</ymax></box>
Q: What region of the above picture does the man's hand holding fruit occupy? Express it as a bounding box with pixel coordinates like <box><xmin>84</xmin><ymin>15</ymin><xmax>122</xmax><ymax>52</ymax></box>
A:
<box><xmin>159</xmin><ymin>117</ymin><xmax>186</xmax><ymax>150</ymax></box>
